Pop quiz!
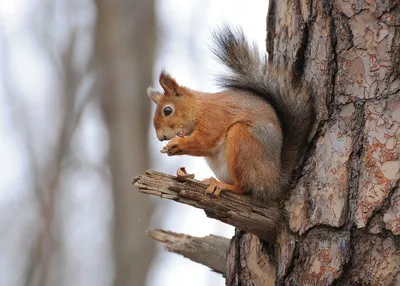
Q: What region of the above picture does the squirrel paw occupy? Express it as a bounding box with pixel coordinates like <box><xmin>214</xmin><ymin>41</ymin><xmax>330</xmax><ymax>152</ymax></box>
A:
<box><xmin>161</xmin><ymin>137</ymin><xmax>184</xmax><ymax>156</ymax></box>
<box><xmin>204</xmin><ymin>178</ymin><xmax>224</xmax><ymax>197</ymax></box>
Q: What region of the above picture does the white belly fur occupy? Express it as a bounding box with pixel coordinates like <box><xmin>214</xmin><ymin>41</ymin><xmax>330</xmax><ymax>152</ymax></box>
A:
<box><xmin>205</xmin><ymin>141</ymin><xmax>233</xmax><ymax>184</ymax></box>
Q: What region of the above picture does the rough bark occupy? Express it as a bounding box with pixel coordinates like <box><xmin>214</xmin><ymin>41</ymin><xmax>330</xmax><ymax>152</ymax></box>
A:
<box><xmin>147</xmin><ymin>229</ymin><xmax>230</xmax><ymax>276</ymax></box>
<box><xmin>226</xmin><ymin>232</ymin><xmax>276</xmax><ymax>286</ymax></box>
<box><xmin>94</xmin><ymin>0</ymin><xmax>156</xmax><ymax>285</ymax></box>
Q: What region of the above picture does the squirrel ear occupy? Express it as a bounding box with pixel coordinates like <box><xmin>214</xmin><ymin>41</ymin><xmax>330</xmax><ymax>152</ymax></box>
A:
<box><xmin>147</xmin><ymin>87</ymin><xmax>161</xmax><ymax>104</ymax></box>
<box><xmin>159</xmin><ymin>71</ymin><xmax>180</xmax><ymax>96</ymax></box>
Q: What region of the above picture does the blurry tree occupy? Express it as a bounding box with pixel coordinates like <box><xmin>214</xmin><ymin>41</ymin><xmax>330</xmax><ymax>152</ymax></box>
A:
<box><xmin>94</xmin><ymin>0</ymin><xmax>157</xmax><ymax>285</ymax></box>
<box><xmin>0</xmin><ymin>0</ymin><xmax>107</xmax><ymax>285</ymax></box>
<box><xmin>0</xmin><ymin>0</ymin><xmax>156</xmax><ymax>285</ymax></box>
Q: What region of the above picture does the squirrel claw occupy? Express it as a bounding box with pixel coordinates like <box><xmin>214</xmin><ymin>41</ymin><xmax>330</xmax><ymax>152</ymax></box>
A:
<box><xmin>204</xmin><ymin>178</ymin><xmax>223</xmax><ymax>197</ymax></box>
<box><xmin>161</xmin><ymin>137</ymin><xmax>184</xmax><ymax>156</ymax></box>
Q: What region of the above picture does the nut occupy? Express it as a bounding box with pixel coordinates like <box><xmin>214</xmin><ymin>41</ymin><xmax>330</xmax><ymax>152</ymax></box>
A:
<box><xmin>176</xmin><ymin>166</ymin><xmax>195</xmax><ymax>181</ymax></box>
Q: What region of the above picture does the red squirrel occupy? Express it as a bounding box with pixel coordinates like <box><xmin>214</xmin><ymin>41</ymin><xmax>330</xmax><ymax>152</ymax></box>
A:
<box><xmin>147</xmin><ymin>26</ymin><xmax>314</xmax><ymax>204</ymax></box>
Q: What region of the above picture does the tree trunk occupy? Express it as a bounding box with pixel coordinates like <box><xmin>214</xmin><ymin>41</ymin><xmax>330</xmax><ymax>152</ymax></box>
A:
<box><xmin>94</xmin><ymin>0</ymin><xmax>156</xmax><ymax>285</ymax></box>
<box><xmin>228</xmin><ymin>1</ymin><xmax>400</xmax><ymax>285</ymax></box>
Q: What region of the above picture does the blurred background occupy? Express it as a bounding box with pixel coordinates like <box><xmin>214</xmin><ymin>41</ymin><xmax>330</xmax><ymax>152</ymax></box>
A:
<box><xmin>0</xmin><ymin>0</ymin><xmax>268</xmax><ymax>285</ymax></box>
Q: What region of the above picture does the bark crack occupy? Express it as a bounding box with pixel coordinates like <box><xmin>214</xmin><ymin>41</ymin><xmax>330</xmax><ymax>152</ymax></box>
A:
<box><xmin>347</xmin><ymin>103</ymin><xmax>366</xmax><ymax>227</ymax></box>
<box><xmin>293</xmin><ymin>22</ymin><xmax>309</xmax><ymax>79</ymax></box>
<box><xmin>365</xmin><ymin>178</ymin><xmax>400</xmax><ymax>227</ymax></box>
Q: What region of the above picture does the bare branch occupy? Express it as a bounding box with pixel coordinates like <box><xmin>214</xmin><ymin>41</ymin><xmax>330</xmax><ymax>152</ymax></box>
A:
<box><xmin>133</xmin><ymin>170</ymin><xmax>282</xmax><ymax>243</ymax></box>
<box><xmin>147</xmin><ymin>229</ymin><xmax>230</xmax><ymax>276</ymax></box>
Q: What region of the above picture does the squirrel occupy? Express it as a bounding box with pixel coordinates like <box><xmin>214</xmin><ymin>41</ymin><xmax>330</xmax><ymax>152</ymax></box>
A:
<box><xmin>147</xmin><ymin>26</ymin><xmax>314</xmax><ymax>207</ymax></box>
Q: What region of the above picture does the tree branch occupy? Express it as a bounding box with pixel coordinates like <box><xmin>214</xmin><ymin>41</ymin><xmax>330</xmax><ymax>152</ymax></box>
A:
<box><xmin>133</xmin><ymin>170</ymin><xmax>281</xmax><ymax>243</ymax></box>
<box><xmin>147</xmin><ymin>229</ymin><xmax>230</xmax><ymax>276</ymax></box>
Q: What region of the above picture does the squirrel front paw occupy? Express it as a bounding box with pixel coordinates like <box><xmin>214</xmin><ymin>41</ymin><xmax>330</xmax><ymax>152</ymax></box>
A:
<box><xmin>161</xmin><ymin>137</ymin><xmax>184</xmax><ymax>156</ymax></box>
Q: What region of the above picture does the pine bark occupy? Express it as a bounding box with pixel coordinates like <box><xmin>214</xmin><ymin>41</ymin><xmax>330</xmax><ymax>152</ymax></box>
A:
<box><xmin>227</xmin><ymin>0</ymin><xmax>400</xmax><ymax>285</ymax></box>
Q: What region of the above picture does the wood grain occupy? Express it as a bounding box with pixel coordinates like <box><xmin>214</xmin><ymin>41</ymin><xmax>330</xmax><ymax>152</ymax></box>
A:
<box><xmin>133</xmin><ymin>170</ymin><xmax>282</xmax><ymax>243</ymax></box>
<box><xmin>147</xmin><ymin>229</ymin><xmax>230</xmax><ymax>276</ymax></box>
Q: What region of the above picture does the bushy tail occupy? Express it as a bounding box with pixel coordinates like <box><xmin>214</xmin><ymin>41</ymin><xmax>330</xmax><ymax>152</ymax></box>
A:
<box><xmin>212</xmin><ymin>26</ymin><xmax>315</xmax><ymax>185</ymax></box>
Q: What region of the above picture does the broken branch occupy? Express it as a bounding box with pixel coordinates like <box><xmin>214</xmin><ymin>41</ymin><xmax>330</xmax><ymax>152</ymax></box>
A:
<box><xmin>133</xmin><ymin>170</ymin><xmax>281</xmax><ymax>243</ymax></box>
<box><xmin>147</xmin><ymin>229</ymin><xmax>230</xmax><ymax>275</ymax></box>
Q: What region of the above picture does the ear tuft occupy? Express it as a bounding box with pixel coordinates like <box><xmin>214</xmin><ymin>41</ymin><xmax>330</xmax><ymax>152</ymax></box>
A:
<box><xmin>159</xmin><ymin>70</ymin><xmax>179</xmax><ymax>94</ymax></box>
<box><xmin>147</xmin><ymin>86</ymin><xmax>161</xmax><ymax>104</ymax></box>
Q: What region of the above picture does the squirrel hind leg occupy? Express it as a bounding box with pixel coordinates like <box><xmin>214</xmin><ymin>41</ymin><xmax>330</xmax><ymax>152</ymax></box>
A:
<box><xmin>225</xmin><ymin>123</ymin><xmax>283</xmax><ymax>203</ymax></box>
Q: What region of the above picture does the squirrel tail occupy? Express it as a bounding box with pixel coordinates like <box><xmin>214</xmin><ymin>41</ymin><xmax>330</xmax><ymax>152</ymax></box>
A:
<box><xmin>212</xmin><ymin>25</ymin><xmax>315</xmax><ymax>189</ymax></box>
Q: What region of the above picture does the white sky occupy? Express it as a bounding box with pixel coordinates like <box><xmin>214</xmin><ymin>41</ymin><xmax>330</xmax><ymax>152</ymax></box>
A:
<box><xmin>0</xmin><ymin>0</ymin><xmax>269</xmax><ymax>285</ymax></box>
<box><xmin>148</xmin><ymin>1</ymin><xmax>269</xmax><ymax>285</ymax></box>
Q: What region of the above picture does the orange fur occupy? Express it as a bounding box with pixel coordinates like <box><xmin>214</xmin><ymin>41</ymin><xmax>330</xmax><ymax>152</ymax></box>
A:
<box><xmin>148</xmin><ymin>27</ymin><xmax>314</xmax><ymax>235</ymax></box>
<box><xmin>151</xmin><ymin>72</ymin><xmax>282</xmax><ymax>199</ymax></box>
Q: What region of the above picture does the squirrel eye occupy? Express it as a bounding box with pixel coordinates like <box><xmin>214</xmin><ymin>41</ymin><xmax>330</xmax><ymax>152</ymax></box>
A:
<box><xmin>164</xmin><ymin>106</ymin><xmax>173</xmax><ymax>116</ymax></box>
